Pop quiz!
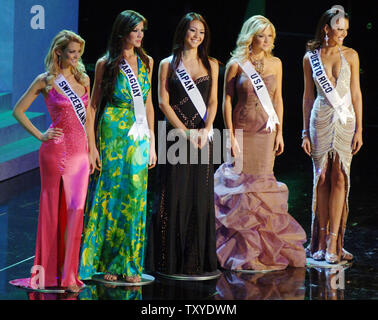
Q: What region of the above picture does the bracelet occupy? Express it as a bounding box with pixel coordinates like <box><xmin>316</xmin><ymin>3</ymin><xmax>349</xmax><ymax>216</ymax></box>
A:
<box><xmin>301</xmin><ymin>129</ymin><xmax>308</xmax><ymax>139</ymax></box>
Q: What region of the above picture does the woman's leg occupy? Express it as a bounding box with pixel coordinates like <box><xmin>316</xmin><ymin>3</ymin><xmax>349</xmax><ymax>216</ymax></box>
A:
<box><xmin>313</xmin><ymin>160</ymin><xmax>331</xmax><ymax>257</ymax></box>
<box><xmin>327</xmin><ymin>154</ymin><xmax>347</xmax><ymax>257</ymax></box>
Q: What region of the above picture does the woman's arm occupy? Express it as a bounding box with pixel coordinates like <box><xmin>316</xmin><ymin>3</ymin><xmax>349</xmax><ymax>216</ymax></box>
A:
<box><xmin>158</xmin><ymin>58</ymin><xmax>188</xmax><ymax>132</ymax></box>
<box><xmin>301</xmin><ymin>54</ymin><xmax>315</xmax><ymax>157</ymax></box>
<box><xmin>204</xmin><ymin>58</ymin><xmax>219</xmax><ymax>131</ymax></box>
<box><xmin>87</xmin><ymin>58</ymin><xmax>106</xmax><ymax>173</ymax></box>
<box><xmin>222</xmin><ymin>61</ymin><xmax>240</xmax><ymax>157</ymax></box>
<box><xmin>272</xmin><ymin>57</ymin><xmax>284</xmax><ymax>156</ymax></box>
<box><xmin>146</xmin><ymin>56</ymin><xmax>157</xmax><ymax>169</ymax></box>
<box><xmin>198</xmin><ymin>58</ymin><xmax>219</xmax><ymax>148</ymax></box>
<box><xmin>347</xmin><ymin>48</ymin><xmax>363</xmax><ymax>155</ymax></box>
<box><xmin>12</xmin><ymin>73</ymin><xmax>63</xmax><ymax>141</ymax></box>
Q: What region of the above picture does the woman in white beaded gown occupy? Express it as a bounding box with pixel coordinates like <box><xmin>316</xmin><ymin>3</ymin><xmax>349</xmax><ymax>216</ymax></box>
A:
<box><xmin>302</xmin><ymin>7</ymin><xmax>363</xmax><ymax>264</ymax></box>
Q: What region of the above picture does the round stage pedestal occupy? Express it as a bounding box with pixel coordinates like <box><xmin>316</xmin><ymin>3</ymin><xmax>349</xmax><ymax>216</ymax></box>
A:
<box><xmin>9</xmin><ymin>278</ymin><xmax>86</xmax><ymax>293</ymax></box>
<box><xmin>92</xmin><ymin>273</ymin><xmax>155</xmax><ymax>286</ymax></box>
<box><xmin>232</xmin><ymin>268</ymin><xmax>281</xmax><ymax>274</ymax></box>
<box><xmin>306</xmin><ymin>258</ymin><xmax>351</xmax><ymax>269</ymax></box>
<box><xmin>156</xmin><ymin>270</ymin><xmax>222</xmax><ymax>281</ymax></box>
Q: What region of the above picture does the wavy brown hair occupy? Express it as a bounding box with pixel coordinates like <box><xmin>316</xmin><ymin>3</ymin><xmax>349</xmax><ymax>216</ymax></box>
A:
<box><xmin>306</xmin><ymin>7</ymin><xmax>349</xmax><ymax>51</ymax></box>
<box><xmin>101</xmin><ymin>10</ymin><xmax>150</xmax><ymax>108</ymax></box>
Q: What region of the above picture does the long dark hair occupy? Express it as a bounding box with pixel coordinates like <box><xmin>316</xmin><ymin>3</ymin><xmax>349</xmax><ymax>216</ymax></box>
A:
<box><xmin>306</xmin><ymin>7</ymin><xmax>349</xmax><ymax>51</ymax></box>
<box><xmin>101</xmin><ymin>10</ymin><xmax>150</xmax><ymax>106</ymax></box>
<box><xmin>169</xmin><ymin>12</ymin><xmax>212</xmax><ymax>79</ymax></box>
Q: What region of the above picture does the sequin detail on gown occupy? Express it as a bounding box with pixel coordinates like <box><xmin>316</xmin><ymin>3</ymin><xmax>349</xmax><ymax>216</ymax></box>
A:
<box><xmin>307</xmin><ymin>49</ymin><xmax>356</xmax><ymax>259</ymax></box>
<box><xmin>10</xmin><ymin>85</ymin><xmax>89</xmax><ymax>289</ymax></box>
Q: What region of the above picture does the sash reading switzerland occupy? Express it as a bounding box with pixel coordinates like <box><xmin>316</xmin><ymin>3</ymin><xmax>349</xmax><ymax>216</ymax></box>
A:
<box><xmin>55</xmin><ymin>74</ymin><xmax>86</xmax><ymax>130</ymax></box>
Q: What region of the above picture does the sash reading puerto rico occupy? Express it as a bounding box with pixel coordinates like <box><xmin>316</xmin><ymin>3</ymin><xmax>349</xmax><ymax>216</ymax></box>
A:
<box><xmin>54</xmin><ymin>74</ymin><xmax>86</xmax><ymax>134</ymax></box>
<box><xmin>119</xmin><ymin>58</ymin><xmax>150</xmax><ymax>140</ymax></box>
<box><xmin>307</xmin><ymin>48</ymin><xmax>353</xmax><ymax>124</ymax></box>
<box><xmin>173</xmin><ymin>57</ymin><xmax>214</xmax><ymax>141</ymax></box>
<box><xmin>238</xmin><ymin>59</ymin><xmax>280</xmax><ymax>132</ymax></box>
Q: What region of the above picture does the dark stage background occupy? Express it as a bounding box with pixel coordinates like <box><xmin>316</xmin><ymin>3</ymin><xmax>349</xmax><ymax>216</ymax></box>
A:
<box><xmin>78</xmin><ymin>0</ymin><xmax>378</xmax><ymax>229</ymax></box>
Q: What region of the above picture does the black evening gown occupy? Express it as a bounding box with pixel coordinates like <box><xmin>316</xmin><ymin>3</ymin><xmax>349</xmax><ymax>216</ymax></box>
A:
<box><xmin>146</xmin><ymin>74</ymin><xmax>217</xmax><ymax>275</ymax></box>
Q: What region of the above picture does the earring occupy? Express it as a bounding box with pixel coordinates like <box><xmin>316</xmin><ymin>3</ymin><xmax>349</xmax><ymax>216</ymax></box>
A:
<box><xmin>324</xmin><ymin>33</ymin><xmax>329</xmax><ymax>46</ymax></box>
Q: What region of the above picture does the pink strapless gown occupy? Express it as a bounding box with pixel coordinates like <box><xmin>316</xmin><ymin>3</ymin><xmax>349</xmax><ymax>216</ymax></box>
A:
<box><xmin>215</xmin><ymin>73</ymin><xmax>306</xmax><ymax>271</ymax></box>
<box><xmin>10</xmin><ymin>87</ymin><xmax>89</xmax><ymax>290</ymax></box>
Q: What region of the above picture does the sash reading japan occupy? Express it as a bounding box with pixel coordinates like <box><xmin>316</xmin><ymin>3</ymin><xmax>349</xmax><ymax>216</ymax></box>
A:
<box><xmin>173</xmin><ymin>57</ymin><xmax>214</xmax><ymax>141</ymax></box>
<box><xmin>119</xmin><ymin>58</ymin><xmax>150</xmax><ymax>140</ymax></box>
<box><xmin>54</xmin><ymin>74</ymin><xmax>86</xmax><ymax>134</ymax></box>
<box><xmin>238</xmin><ymin>59</ymin><xmax>280</xmax><ymax>132</ymax></box>
<box><xmin>307</xmin><ymin>48</ymin><xmax>353</xmax><ymax>124</ymax></box>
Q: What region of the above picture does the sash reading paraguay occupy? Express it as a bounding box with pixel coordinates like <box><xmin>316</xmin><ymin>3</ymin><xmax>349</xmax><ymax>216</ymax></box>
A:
<box><xmin>173</xmin><ymin>57</ymin><xmax>214</xmax><ymax>140</ymax></box>
<box><xmin>119</xmin><ymin>58</ymin><xmax>150</xmax><ymax>140</ymax></box>
<box><xmin>54</xmin><ymin>74</ymin><xmax>86</xmax><ymax>134</ymax></box>
<box><xmin>307</xmin><ymin>48</ymin><xmax>353</xmax><ymax>125</ymax></box>
<box><xmin>238</xmin><ymin>59</ymin><xmax>279</xmax><ymax>132</ymax></box>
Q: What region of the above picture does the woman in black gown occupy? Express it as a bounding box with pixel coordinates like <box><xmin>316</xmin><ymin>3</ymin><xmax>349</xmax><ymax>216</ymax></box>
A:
<box><xmin>147</xmin><ymin>12</ymin><xmax>219</xmax><ymax>276</ymax></box>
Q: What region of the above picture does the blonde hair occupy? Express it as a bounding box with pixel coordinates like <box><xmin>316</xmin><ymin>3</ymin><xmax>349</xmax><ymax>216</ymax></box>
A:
<box><xmin>44</xmin><ymin>30</ymin><xmax>88</xmax><ymax>92</ymax></box>
<box><xmin>230</xmin><ymin>15</ymin><xmax>276</xmax><ymax>63</ymax></box>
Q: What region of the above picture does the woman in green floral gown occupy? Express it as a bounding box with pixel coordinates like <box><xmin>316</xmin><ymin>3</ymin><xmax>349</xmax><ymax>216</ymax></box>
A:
<box><xmin>79</xmin><ymin>10</ymin><xmax>156</xmax><ymax>283</ymax></box>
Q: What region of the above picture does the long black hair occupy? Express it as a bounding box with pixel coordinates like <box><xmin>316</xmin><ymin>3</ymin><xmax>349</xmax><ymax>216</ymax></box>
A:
<box><xmin>306</xmin><ymin>7</ymin><xmax>349</xmax><ymax>51</ymax></box>
<box><xmin>101</xmin><ymin>10</ymin><xmax>150</xmax><ymax>106</ymax></box>
<box><xmin>169</xmin><ymin>12</ymin><xmax>212</xmax><ymax>79</ymax></box>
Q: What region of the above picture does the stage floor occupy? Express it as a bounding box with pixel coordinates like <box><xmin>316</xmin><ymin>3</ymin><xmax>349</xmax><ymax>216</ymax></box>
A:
<box><xmin>1</xmin><ymin>126</ymin><xmax>377</xmax><ymax>301</ymax></box>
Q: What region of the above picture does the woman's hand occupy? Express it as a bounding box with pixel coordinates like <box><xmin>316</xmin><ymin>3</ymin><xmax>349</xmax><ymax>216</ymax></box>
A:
<box><xmin>88</xmin><ymin>146</ymin><xmax>101</xmax><ymax>174</ymax></box>
<box><xmin>301</xmin><ymin>136</ymin><xmax>312</xmax><ymax>157</ymax></box>
<box><xmin>274</xmin><ymin>132</ymin><xmax>284</xmax><ymax>156</ymax></box>
<box><xmin>41</xmin><ymin>127</ymin><xmax>63</xmax><ymax>141</ymax></box>
<box><xmin>197</xmin><ymin>128</ymin><xmax>210</xmax><ymax>149</ymax></box>
<box><xmin>230</xmin><ymin>135</ymin><xmax>241</xmax><ymax>158</ymax></box>
<box><xmin>148</xmin><ymin>145</ymin><xmax>157</xmax><ymax>169</ymax></box>
<box><xmin>352</xmin><ymin>130</ymin><xmax>363</xmax><ymax>155</ymax></box>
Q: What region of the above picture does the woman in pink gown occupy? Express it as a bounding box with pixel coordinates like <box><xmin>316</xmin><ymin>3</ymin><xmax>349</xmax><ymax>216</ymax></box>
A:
<box><xmin>214</xmin><ymin>16</ymin><xmax>306</xmax><ymax>271</ymax></box>
<box><xmin>11</xmin><ymin>30</ymin><xmax>92</xmax><ymax>292</ymax></box>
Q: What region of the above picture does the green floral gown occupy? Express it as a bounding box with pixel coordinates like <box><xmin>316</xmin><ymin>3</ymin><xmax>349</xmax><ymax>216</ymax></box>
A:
<box><xmin>79</xmin><ymin>55</ymin><xmax>150</xmax><ymax>279</ymax></box>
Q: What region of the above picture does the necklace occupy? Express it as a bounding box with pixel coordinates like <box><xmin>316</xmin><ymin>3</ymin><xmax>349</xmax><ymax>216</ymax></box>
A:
<box><xmin>249</xmin><ymin>54</ymin><xmax>264</xmax><ymax>75</ymax></box>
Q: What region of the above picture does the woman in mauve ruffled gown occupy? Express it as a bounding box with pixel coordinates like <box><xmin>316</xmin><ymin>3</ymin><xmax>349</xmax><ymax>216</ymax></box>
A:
<box><xmin>214</xmin><ymin>15</ymin><xmax>306</xmax><ymax>271</ymax></box>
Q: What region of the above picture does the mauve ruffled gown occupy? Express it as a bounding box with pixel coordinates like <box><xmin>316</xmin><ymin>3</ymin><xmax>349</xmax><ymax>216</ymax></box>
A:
<box><xmin>214</xmin><ymin>71</ymin><xmax>306</xmax><ymax>271</ymax></box>
<box><xmin>10</xmin><ymin>85</ymin><xmax>89</xmax><ymax>289</ymax></box>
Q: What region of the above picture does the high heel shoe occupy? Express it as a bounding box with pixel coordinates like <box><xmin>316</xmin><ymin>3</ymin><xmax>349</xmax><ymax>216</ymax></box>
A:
<box><xmin>325</xmin><ymin>232</ymin><xmax>339</xmax><ymax>264</ymax></box>
<box><xmin>312</xmin><ymin>227</ymin><xmax>327</xmax><ymax>261</ymax></box>
<box><xmin>313</xmin><ymin>250</ymin><xmax>326</xmax><ymax>261</ymax></box>
<box><xmin>341</xmin><ymin>248</ymin><xmax>354</xmax><ymax>261</ymax></box>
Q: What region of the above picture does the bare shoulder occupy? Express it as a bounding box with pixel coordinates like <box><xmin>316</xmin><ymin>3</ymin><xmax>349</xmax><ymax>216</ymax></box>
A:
<box><xmin>83</xmin><ymin>73</ymin><xmax>90</xmax><ymax>87</ymax></box>
<box><xmin>269</xmin><ymin>55</ymin><xmax>282</xmax><ymax>65</ymax></box>
<box><xmin>209</xmin><ymin>57</ymin><xmax>219</xmax><ymax>72</ymax></box>
<box><xmin>342</xmin><ymin>46</ymin><xmax>359</xmax><ymax>62</ymax></box>
<box><xmin>147</xmin><ymin>55</ymin><xmax>154</xmax><ymax>65</ymax></box>
<box><xmin>34</xmin><ymin>72</ymin><xmax>49</xmax><ymax>90</ymax></box>
<box><xmin>226</xmin><ymin>60</ymin><xmax>239</xmax><ymax>72</ymax></box>
<box><xmin>159</xmin><ymin>57</ymin><xmax>172</xmax><ymax>73</ymax></box>
<box><xmin>160</xmin><ymin>57</ymin><xmax>171</xmax><ymax>66</ymax></box>
<box><xmin>96</xmin><ymin>56</ymin><xmax>107</xmax><ymax>69</ymax></box>
<box><xmin>269</xmin><ymin>56</ymin><xmax>282</xmax><ymax>73</ymax></box>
